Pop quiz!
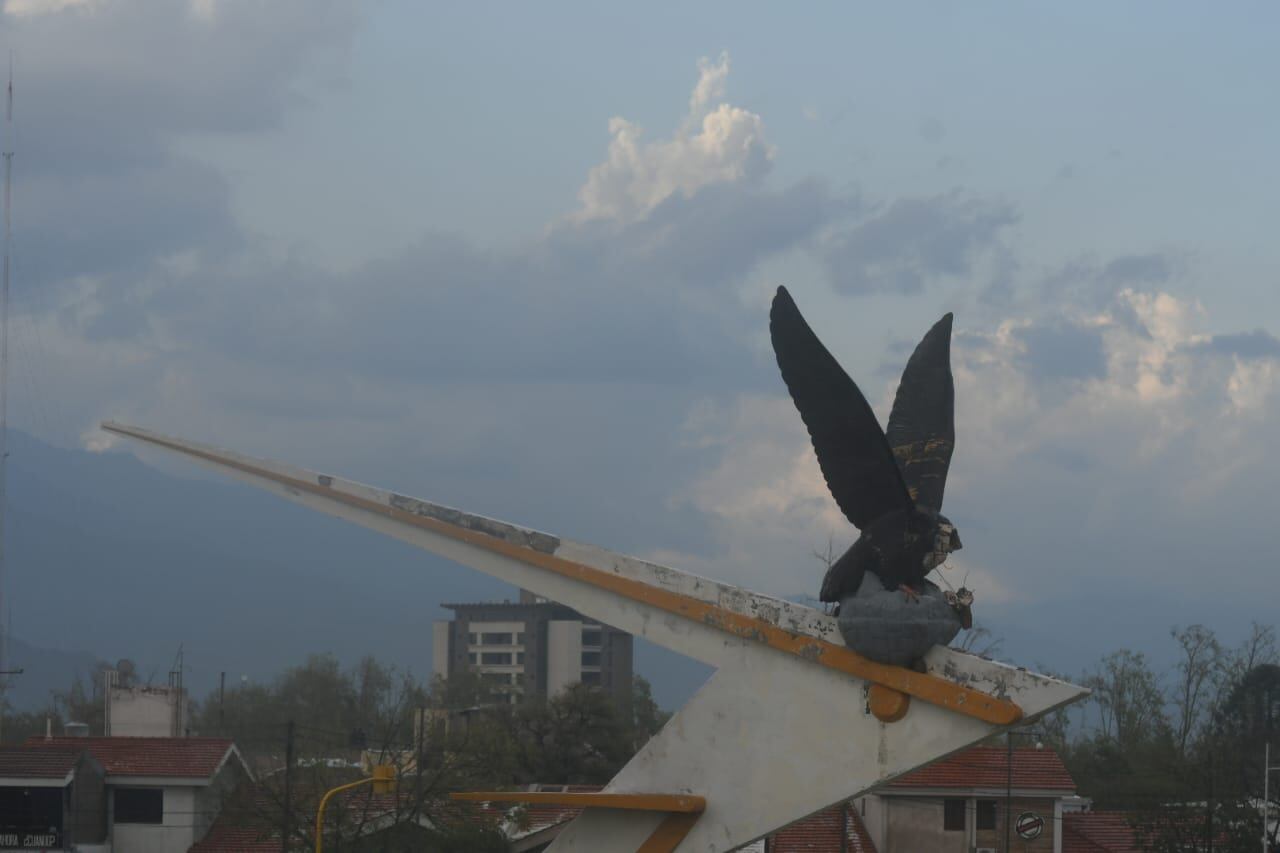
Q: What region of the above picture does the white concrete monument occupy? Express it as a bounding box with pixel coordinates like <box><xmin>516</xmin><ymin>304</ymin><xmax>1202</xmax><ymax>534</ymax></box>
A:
<box><xmin>101</xmin><ymin>421</ymin><xmax>1087</xmax><ymax>853</ymax></box>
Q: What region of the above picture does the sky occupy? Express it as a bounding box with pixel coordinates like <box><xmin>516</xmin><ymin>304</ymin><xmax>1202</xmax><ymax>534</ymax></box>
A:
<box><xmin>1</xmin><ymin>0</ymin><xmax>1278</xmax><ymax>681</ymax></box>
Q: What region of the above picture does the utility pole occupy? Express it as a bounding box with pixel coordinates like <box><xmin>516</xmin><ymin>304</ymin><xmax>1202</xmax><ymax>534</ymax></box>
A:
<box><xmin>1005</xmin><ymin>731</ymin><xmax>1012</xmax><ymax>853</ymax></box>
<box><xmin>1208</xmin><ymin>740</ymin><xmax>1214</xmax><ymax>853</ymax></box>
<box><xmin>218</xmin><ymin>672</ymin><xmax>226</xmax><ymax>734</ymax></box>
<box><xmin>1264</xmin><ymin>741</ymin><xmax>1277</xmax><ymax>853</ymax></box>
<box><xmin>282</xmin><ymin>719</ymin><xmax>295</xmax><ymax>853</ymax></box>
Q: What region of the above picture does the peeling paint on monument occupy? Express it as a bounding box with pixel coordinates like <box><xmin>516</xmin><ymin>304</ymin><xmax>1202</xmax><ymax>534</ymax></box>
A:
<box><xmin>387</xmin><ymin>493</ymin><xmax>560</xmax><ymax>554</ymax></box>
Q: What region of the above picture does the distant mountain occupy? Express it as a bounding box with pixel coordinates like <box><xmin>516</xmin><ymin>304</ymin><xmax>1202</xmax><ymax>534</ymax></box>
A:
<box><xmin>1</xmin><ymin>430</ymin><xmax>709</xmax><ymax>711</ymax></box>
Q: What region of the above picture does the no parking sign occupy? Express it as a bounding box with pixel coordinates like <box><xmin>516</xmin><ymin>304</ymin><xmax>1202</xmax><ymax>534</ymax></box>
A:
<box><xmin>1015</xmin><ymin>811</ymin><xmax>1044</xmax><ymax>841</ymax></box>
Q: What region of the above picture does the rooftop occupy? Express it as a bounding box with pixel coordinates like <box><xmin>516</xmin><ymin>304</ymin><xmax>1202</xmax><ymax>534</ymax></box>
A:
<box><xmin>888</xmin><ymin>745</ymin><xmax>1076</xmax><ymax>791</ymax></box>
<box><xmin>26</xmin><ymin>736</ymin><xmax>239</xmax><ymax>779</ymax></box>
<box><xmin>1062</xmin><ymin>811</ymin><xmax>1141</xmax><ymax>853</ymax></box>
<box><xmin>0</xmin><ymin>746</ymin><xmax>88</xmax><ymax>781</ymax></box>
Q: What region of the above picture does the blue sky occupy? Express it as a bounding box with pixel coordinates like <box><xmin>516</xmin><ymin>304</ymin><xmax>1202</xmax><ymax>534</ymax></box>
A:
<box><xmin>1</xmin><ymin>0</ymin><xmax>1277</xmax><ymax>680</ymax></box>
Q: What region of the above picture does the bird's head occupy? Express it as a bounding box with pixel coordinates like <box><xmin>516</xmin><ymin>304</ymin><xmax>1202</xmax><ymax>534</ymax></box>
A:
<box><xmin>944</xmin><ymin>587</ymin><xmax>974</xmax><ymax>630</ymax></box>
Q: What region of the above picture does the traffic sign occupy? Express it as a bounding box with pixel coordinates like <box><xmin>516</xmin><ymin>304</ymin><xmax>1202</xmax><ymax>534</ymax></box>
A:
<box><xmin>1015</xmin><ymin>811</ymin><xmax>1044</xmax><ymax>840</ymax></box>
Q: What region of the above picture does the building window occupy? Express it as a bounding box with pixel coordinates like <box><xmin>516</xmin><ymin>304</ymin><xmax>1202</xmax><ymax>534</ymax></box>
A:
<box><xmin>943</xmin><ymin>798</ymin><xmax>965</xmax><ymax>832</ymax></box>
<box><xmin>467</xmin><ymin>632</ymin><xmax>478</xmax><ymax>645</ymax></box>
<box><xmin>115</xmin><ymin>787</ymin><xmax>163</xmax><ymax>824</ymax></box>
<box><xmin>976</xmin><ymin>799</ymin><xmax>996</xmax><ymax>830</ymax></box>
<box><xmin>581</xmin><ymin>651</ymin><xmax>601</xmax><ymax>666</ymax></box>
<box><xmin>469</xmin><ymin>653</ymin><xmax>478</xmax><ymax>665</ymax></box>
<box><xmin>481</xmin><ymin>672</ymin><xmax>510</xmax><ymax>685</ymax></box>
<box><xmin>516</xmin><ymin>652</ymin><xmax>525</xmax><ymax>665</ymax></box>
<box><xmin>582</xmin><ymin>629</ymin><xmax>602</xmax><ymax>647</ymax></box>
<box><xmin>581</xmin><ymin>671</ymin><xmax>602</xmax><ymax>685</ymax></box>
<box><xmin>481</xmin><ymin>632</ymin><xmax>511</xmax><ymax>645</ymax></box>
<box><xmin>481</xmin><ymin>652</ymin><xmax>512</xmax><ymax>665</ymax></box>
<box><xmin>516</xmin><ymin>632</ymin><xmax>526</xmax><ymax>645</ymax></box>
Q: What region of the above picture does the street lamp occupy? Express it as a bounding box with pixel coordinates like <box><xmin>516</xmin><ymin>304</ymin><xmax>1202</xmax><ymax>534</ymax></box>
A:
<box><xmin>314</xmin><ymin>764</ymin><xmax>397</xmax><ymax>853</ymax></box>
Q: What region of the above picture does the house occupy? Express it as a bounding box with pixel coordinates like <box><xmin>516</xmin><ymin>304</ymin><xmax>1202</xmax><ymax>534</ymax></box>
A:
<box><xmin>0</xmin><ymin>746</ymin><xmax>107</xmax><ymax>851</ymax></box>
<box><xmin>864</xmin><ymin>744</ymin><xmax>1077</xmax><ymax>852</ymax></box>
<box><xmin>24</xmin><ymin>736</ymin><xmax>252</xmax><ymax>853</ymax></box>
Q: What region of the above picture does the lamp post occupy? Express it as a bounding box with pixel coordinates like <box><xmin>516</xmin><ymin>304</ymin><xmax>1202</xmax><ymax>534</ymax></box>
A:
<box><xmin>1264</xmin><ymin>742</ymin><xmax>1278</xmax><ymax>853</ymax></box>
<box><xmin>314</xmin><ymin>764</ymin><xmax>396</xmax><ymax>853</ymax></box>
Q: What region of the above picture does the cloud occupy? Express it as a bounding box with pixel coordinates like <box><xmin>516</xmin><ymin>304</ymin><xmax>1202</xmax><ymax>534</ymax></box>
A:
<box><xmin>2</xmin><ymin>0</ymin><xmax>357</xmax><ymax>287</ymax></box>
<box><xmin>1014</xmin><ymin>321</ymin><xmax>1108</xmax><ymax>382</ymax></box>
<box><xmin>2</xmin><ymin>0</ymin><xmax>97</xmax><ymax>16</ymax></box>
<box><xmin>574</xmin><ymin>52</ymin><xmax>776</xmax><ymax>225</ymax></box>
<box><xmin>821</xmin><ymin>190</ymin><xmax>1018</xmax><ymax>295</ymax></box>
<box><xmin>1188</xmin><ymin>329</ymin><xmax>1280</xmax><ymax>361</ymax></box>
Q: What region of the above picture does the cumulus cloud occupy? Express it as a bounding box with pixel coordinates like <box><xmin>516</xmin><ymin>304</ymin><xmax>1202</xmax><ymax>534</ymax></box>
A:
<box><xmin>574</xmin><ymin>52</ymin><xmax>776</xmax><ymax>224</ymax></box>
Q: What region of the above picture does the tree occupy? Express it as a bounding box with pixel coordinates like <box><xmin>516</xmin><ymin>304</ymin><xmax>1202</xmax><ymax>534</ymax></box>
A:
<box><xmin>628</xmin><ymin>675</ymin><xmax>669</xmax><ymax>748</ymax></box>
<box><xmin>1169</xmin><ymin>624</ymin><xmax>1223</xmax><ymax>757</ymax></box>
<box><xmin>1084</xmin><ymin>649</ymin><xmax>1168</xmax><ymax>748</ymax></box>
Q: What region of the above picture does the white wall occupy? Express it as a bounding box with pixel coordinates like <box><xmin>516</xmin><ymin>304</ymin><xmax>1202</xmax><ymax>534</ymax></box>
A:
<box><xmin>546</xmin><ymin>620</ymin><xmax>582</xmax><ymax>696</ymax></box>
<box><xmin>111</xmin><ymin>785</ymin><xmax>199</xmax><ymax>853</ymax></box>
<box><xmin>432</xmin><ymin>621</ymin><xmax>450</xmax><ymax>679</ymax></box>
<box><xmin>106</xmin><ymin>686</ymin><xmax>184</xmax><ymax>737</ymax></box>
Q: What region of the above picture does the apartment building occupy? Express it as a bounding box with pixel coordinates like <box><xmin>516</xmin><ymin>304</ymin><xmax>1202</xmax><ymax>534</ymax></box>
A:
<box><xmin>432</xmin><ymin>590</ymin><xmax>633</xmax><ymax>705</ymax></box>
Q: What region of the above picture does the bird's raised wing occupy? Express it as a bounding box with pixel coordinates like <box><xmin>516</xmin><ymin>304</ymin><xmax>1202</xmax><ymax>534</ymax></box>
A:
<box><xmin>886</xmin><ymin>313</ymin><xmax>955</xmax><ymax>511</ymax></box>
<box><xmin>770</xmin><ymin>287</ymin><xmax>913</xmax><ymax>530</ymax></box>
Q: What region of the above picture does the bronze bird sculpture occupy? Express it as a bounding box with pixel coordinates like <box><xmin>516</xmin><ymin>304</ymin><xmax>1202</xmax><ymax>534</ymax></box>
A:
<box><xmin>770</xmin><ymin>286</ymin><xmax>972</xmax><ymax>663</ymax></box>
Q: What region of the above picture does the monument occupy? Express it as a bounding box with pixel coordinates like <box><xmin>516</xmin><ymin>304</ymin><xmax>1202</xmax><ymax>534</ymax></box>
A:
<box><xmin>101</xmin><ymin>292</ymin><xmax>1087</xmax><ymax>852</ymax></box>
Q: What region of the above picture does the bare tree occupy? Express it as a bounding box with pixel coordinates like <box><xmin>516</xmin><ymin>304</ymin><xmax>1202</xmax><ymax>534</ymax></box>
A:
<box><xmin>1084</xmin><ymin>649</ymin><xmax>1168</xmax><ymax>747</ymax></box>
<box><xmin>1168</xmin><ymin>624</ymin><xmax>1223</xmax><ymax>757</ymax></box>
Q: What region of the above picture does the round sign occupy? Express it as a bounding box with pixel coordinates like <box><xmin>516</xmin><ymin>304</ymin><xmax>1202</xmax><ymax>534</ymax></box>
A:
<box><xmin>1015</xmin><ymin>811</ymin><xmax>1044</xmax><ymax>841</ymax></box>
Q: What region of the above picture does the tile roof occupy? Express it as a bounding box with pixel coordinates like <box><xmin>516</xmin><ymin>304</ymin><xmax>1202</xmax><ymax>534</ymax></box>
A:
<box><xmin>26</xmin><ymin>736</ymin><xmax>237</xmax><ymax>779</ymax></box>
<box><xmin>888</xmin><ymin>745</ymin><xmax>1076</xmax><ymax>791</ymax></box>
<box><xmin>766</xmin><ymin>803</ymin><xmax>878</xmax><ymax>852</ymax></box>
<box><xmin>188</xmin><ymin>824</ymin><xmax>279</xmax><ymax>853</ymax></box>
<box><xmin>0</xmin><ymin>746</ymin><xmax>86</xmax><ymax>779</ymax></box>
<box><xmin>1062</xmin><ymin>811</ymin><xmax>1141</xmax><ymax>853</ymax></box>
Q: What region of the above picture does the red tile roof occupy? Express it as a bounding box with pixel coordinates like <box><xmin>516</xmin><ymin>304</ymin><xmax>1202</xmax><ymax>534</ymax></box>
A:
<box><xmin>26</xmin><ymin>736</ymin><xmax>238</xmax><ymax>779</ymax></box>
<box><xmin>888</xmin><ymin>745</ymin><xmax>1076</xmax><ymax>791</ymax></box>
<box><xmin>1063</xmin><ymin>811</ymin><xmax>1141</xmax><ymax>853</ymax></box>
<box><xmin>0</xmin><ymin>746</ymin><xmax>87</xmax><ymax>779</ymax></box>
<box><xmin>188</xmin><ymin>824</ymin><xmax>279</xmax><ymax>853</ymax></box>
<box><xmin>769</xmin><ymin>803</ymin><xmax>878</xmax><ymax>852</ymax></box>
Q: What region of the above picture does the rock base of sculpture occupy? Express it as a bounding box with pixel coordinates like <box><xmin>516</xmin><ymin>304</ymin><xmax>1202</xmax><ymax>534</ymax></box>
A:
<box><xmin>837</xmin><ymin>579</ymin><xmax>964</xmax><ymax>667</ymax></box>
